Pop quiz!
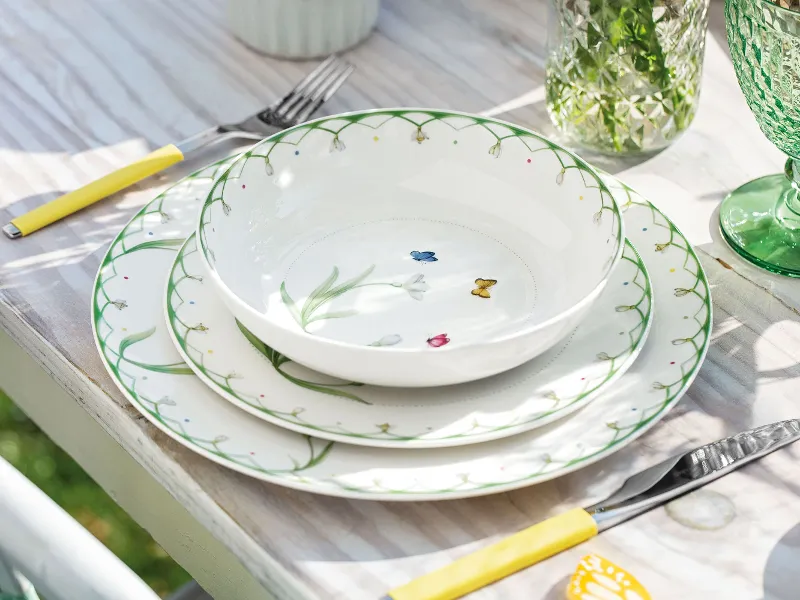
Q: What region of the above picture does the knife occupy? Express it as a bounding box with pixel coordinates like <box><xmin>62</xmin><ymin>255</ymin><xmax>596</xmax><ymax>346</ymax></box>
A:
<box><xmin>384</xmin><ymin>419</ymin><xmax>800</xmax><ymax>600</ymax></box>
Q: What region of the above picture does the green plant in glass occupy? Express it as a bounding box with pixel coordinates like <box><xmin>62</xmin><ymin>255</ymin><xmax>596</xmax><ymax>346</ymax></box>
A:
<box><xmin>722</xmin><ymin>0</ymin><xmax>800</xmax><ymax>276</ymax></box>
<box><xmin>546</xmin><ymin>0</ymin><xmax>710</xmax><ymax>154</ymax></box>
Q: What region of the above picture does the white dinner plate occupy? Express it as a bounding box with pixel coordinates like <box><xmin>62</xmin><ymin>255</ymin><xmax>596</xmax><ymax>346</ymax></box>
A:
<box><xmin>165</xmin><ymin>234</ymin><xmax>651</xmax><ymax>448</ymax></box>
<box><xmin>92</xmin><ymin>157</ymin><xmax>710</xmax><ymax>501</ymax></box>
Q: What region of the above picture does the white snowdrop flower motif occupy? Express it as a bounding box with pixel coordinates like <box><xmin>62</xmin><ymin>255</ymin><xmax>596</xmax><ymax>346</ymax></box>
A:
<box><xmin>400</xmin><ymin>273</ymin><xmax>430</xmax><ymax>300</ymax></box>
<box><xmin>330</xmin><ymin>136</ymin><xmax>346</xmax><ymax>152</ymax></box>
<box><xmin>213</xmin><ymin>435</ymin><xmax>229</xmax><ymax>444</ymax></box>
<box><xmin>488</xmin><ymin>141</ymin><xmax>502</xmax><ymax>158</ymax></box>
<box><xmin>556</xmin><ymin>168</ymin><xmax>566</xmax><ymax>185</ymax></box>
<box><xmin>264</xmin><ymin>158</ymin><xmax>274</xmax><ymax>176</ymax></box>
<box><xmin>369</xmin><ymin>334</ymin><xmax>403</xmax><ymax>347</ymax></box>
<box><xmin>413</xmin><ymin>126</ymin><xmax>429</xmax><ymax>144</ymax></box>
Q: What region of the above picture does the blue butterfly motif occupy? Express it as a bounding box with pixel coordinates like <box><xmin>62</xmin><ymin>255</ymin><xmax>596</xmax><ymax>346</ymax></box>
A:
<box><xmin>410</xmin><ymin>250</ymin><xmax>438</xmax><ymax>263</ymax></box>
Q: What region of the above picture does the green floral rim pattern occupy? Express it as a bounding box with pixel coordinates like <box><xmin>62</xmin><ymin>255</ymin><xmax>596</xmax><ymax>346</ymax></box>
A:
<box><xmin>166</xmin><ymin>235</ymin><xmax>652</xmax><ymax>444</ymax></box>
<box><xmin>93</xmin><ymin>159</ymin><xmax>334</xmax><ymax>477</ymax></box>
<box><xmin>92</xmin><ymin>151</ymin><xmax>710</xmax><ymax>498</ymax></box>
<box><xmin>197</xmin><ymin>109</ymin><xmax>623</xmax><ymax>277</ymax></box>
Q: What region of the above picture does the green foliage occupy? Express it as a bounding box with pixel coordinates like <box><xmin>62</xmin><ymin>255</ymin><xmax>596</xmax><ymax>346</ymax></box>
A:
<box><xmin>0</xmin><ymin>391</ymin><xmax>190</xmax><ymax>598</ymax></box>
<box><xmin>548</xmin><ymin>0</ymin><xmax>701</xmax><ymax>153</ymax></box>
<box><xmin>235</xmin><ymin>320</ymin><xmax>369</xmax><ymax>404</ymax></box>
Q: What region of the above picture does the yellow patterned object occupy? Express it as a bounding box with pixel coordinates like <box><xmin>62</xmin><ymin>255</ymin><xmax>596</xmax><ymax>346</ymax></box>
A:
<box><xmin>387</xmin><ymin>508</ymin><xmax>597</xmax><ymax>600</ymax></box>
<box><xmin>567</xmin><ymin>554</ymin><xmax>651</xmax><ymax>600</ymax></box>
<box><xmin>10</xmin><ymin>144</ymin><xmax>184</xmax><ymax>236</ymax></box>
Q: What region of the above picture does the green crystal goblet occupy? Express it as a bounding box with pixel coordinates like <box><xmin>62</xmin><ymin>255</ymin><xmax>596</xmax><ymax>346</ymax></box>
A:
<box><xmin>723</xmin><ymin>0</ymin><xmax>800</xmax><ymax>276</ymax></box>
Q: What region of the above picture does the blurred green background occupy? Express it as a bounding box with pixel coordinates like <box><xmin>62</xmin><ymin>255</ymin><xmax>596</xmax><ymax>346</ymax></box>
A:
<box><xmin>0</xmin><ymin>390</ymin><xmax>190</xmax><ymax>598</ymax></box>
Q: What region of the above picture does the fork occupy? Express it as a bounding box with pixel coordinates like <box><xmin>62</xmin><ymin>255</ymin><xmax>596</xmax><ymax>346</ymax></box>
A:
<box><xmin>3</xmin><ymin>55</ymin><xmax>355</xmax><ymax>239</ymax></box>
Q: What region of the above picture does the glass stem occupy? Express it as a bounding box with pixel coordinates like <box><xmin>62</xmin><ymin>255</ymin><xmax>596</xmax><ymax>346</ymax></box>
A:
<box><xmin>782</xmin><ymin>157</ymin><xmax>800</xmax><ymax>220</ymax></box>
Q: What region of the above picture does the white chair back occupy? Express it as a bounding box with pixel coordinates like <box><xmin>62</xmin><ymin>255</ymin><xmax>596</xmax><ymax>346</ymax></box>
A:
<box><xmin>0</xmin><ymin>456</ymin><xmax>161</xmax><ymax>600</ymax></box>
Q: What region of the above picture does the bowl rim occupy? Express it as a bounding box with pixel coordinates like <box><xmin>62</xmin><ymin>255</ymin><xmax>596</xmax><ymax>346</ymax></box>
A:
<box><xmin>196</xmin><ymin>107</ymin><xmax>625</xmax><ymax>355</ymax></box>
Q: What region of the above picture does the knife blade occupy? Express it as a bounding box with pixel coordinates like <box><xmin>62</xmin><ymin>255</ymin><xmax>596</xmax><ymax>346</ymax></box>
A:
<box><xmin>384</xmin><ymin>419</ymin><xmax>800</xmax><ymax>600</ymax></box>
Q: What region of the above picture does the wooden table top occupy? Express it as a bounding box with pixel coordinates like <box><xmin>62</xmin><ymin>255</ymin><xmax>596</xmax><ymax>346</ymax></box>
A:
<box><xmin>2</xmin><ymin>1</ymin><xmax>800</xmax><ymax>598</ymax></box>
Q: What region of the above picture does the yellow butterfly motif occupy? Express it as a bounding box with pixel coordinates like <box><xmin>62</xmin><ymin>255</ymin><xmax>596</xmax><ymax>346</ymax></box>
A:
<box><xmin>471</xmin><ymin>278</ymin><xmax>497</xmax><ymax>299</ymax></box>
<box><xmin>567</xmin><ymin>554</ymin><xmax>651</xmax><ymax>600</ymax></box>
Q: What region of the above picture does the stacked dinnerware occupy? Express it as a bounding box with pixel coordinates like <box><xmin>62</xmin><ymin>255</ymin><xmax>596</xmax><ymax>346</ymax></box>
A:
<box><xmin>93</xmin><ymin>109</ymin><xmax>711</xmax><ymax>500</ymax></box>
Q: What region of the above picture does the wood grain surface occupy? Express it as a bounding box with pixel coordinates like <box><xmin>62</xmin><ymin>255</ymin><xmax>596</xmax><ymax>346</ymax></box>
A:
<box><xmin>1</xmin><ymin>1</ymin><xmax>799</xmax><ymax>598</ymax></box>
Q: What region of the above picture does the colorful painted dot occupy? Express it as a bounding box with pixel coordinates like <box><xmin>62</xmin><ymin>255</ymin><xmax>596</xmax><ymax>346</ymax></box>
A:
<box><xmin>527</xmin><ymin>158</ymin><xmax>532</xmax><ymax>163</ymax></box>
<box><xmin>642</xmin><ymin>227</ymin><xmax>648</xmax><ymax>231</ymax></box>
<box><xmin>453</xmin><ymin>140</ymin><xmax>458</xmax><ymax>145</ymax></box>
<box><xmin>373</xmin><ymin>136</ymin><xmax>379</xmax><ymax>142</ymax></box>
<box><xmin>184</xmin><ymin>418</ymin><xmax>190</xmax><ymax>422</ymax></box>
<box><xmin>670</xmin><ymin>361</ymin><xmax>676</xmax><ymax>365</ymax></box>
<box><xmin>122</xmin><ymin>328</ymin><xmax>127</xmax><ymax>332</ymax></box>
<box><xmin>242</xmin><ymin>184</ymin><xmax>246</xmax><ymax>189</ymax></box>
<box><xmin>619</xmin><ymin>331</ymin><xmax>625</xmax><ymax>335</ymax></box>
<box><xmin>250</xmin><ymin>452</ymin><xmax>255</xmax><ymax>455</ymax></box>
<box><xmin>189</xmin><ymin>301</ymin><xmax>195</xmax><ymax>305</ymax></box>
<box><xmin>683</xmin><ymin>316</ymin><xmax>689</xmax><ymax>319</ymax></box>
<box><xmin>294</xmin><ymin>150</ymin><xmax>300</xmax><ymax>155</ymax></box>
<box><xmin>631</xmin><ymin>407</ymin><xmax>638</xmax><ymax>412</ymax></box>
<box><xmin>148</xmin><ymin>232</ymin><xmax>153</xmax><ymax>236</ymax></box>
<box><xmin>623</xmin><ymin>281</ymin><xmax>629</xmax><ymax>285</ymax></box>
<box><xmin>579</xmin><ymin>195</ymin><xmax>584</xmax><ymax>200</ymax></box>
<box><xmin>581</xmin><ymin>377</ymin><xmax>586</xmax><ymax>381</ymax></box>
<box><xmin>207</xmin><ymin>350</ymin><xmax>214</xmax><ymax>354</ymax></box>
<box><xmin>260</xmin><ymin>394</ymin><xmax>265</xmax><ymax>398</ymax></box>
<box><xmin>142</xmin><ymin>376</ymin><xmax>148</xmax><ymax>381</ymax></box>
<box><xmin>123</xmin><ymin>276</ymin><xmax>129</xmax><ymax>280</ymax></box>
<box><xmin>669</xmin><ymin>268</ymin><xmax>676</xmax><ymax>273</ymax></box>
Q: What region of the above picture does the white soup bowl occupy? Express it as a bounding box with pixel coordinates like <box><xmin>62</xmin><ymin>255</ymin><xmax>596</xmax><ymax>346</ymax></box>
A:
<box><xmin>197</xmin><ymin>109</ymin><xmax>624</xmax><ymax>387</ymax></box>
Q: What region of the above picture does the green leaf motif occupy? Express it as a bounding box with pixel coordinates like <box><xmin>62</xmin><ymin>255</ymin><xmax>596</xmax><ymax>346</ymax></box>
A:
<box><xmin>291</xmin><ymin>264</ymin><xmax>376</xmax><ymax>331</ymax></box>
<box><xmin>235</xmin><ymin>320</ymin><xmax>370</xmax><ymax>405</ymax></box>
<box><xmin>119</xmin><ymin>327</ymin><xmax>193</xmax><ymax>374</ymax></box>
<box><xmin>236</xmin><ymin>319</ymin><xmax>278</xmax><ymax>366</ymax></box>
<box><xmin>302</xmin><ymin>266</ymin><xmax>340</xmax><ymax>322</ymax></box>
<box><xmin>119</xmin><ymin>327</ymin><xmax>156</xmax><ymax>357</ymax></box>
<box><xmin>279</xmin><ymin>282</ymin><xmax>302</xmax><ymax>327</ymax></box>
<box><xmin>278</xmin><ymin>371</ymin><xmax>371</xmax><ymax>404</ymax></box>
<box><xmin>325</xmin><ymin>264</ymin><xmax>375</xmax><ymax>297</ymax></box>
<box><xmin>124</xmin><ymin>360</ymin><xmax>195</xmax><ymax>375</ymax></box>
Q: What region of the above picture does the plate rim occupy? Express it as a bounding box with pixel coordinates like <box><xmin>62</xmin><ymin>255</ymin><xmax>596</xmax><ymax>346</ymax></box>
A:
<box><xmin>91</xmin><ymin>159</ymin><xmax>711</xmax><ymax>501</ymax></box>
<box><xmin>195</xmin><ymin>108</ymin><xmax>626</xmax><ymax>360</ymax></box>
<box><xmin>163</xmin><ymin>234</ymin><xmax>654</xmax><ymax>448</ymax></box>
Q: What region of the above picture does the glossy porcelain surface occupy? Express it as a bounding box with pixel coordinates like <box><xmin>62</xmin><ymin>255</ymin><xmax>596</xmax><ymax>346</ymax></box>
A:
<box><xmin>197</xmin><ymin>109</ymin><xmax>624</xmax><ymax>386</ymax></box>
<box><xmin>92</xmin><ymin>159</ymin><xmax>710</xmax><ymax>500</ymax></box>
<box><xmin>167</xmin><ymin>236</ymin><xmax>651</xmax><ymax>448</ymax></box>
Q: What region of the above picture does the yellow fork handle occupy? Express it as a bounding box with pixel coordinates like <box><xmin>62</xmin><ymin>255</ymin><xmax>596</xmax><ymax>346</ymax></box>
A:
<box><xmin>386</xmin><ymin>508</ymin><xmax>598</xmax><ymax>600</ymax></box>
<box><xmin>10</xmin><ymin>144</ymin><xmax>184</xmax><ymax>236</ymax></box>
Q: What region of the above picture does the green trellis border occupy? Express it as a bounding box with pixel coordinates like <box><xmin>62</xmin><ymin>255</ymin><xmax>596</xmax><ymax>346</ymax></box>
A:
<box><xmin>92</xmin><ymin>150</ymin><xmax>711</xmax><ymax>497</ymax></box>
<box><xmin>197</xmin><ymin>109</ymin><xmax>623</xmax><ymax>277</ymax></box>
<box><xmin>92</xmin><ymin>158</ymin><xmax>334</xmax><ymax>477</ymax></box>
<box><xmin>167</xmin><ymin>235</ymin><xmax>652</xmax><ymax>444</ymax></box>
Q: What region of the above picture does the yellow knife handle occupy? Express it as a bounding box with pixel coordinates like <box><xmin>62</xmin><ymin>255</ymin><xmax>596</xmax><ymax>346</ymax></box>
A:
<box><xmin>387</xmin><ymin>508</ymin><xmax>597</xmax><ymax>600</ymax></box>
<box><xmin>10</xmin><ymin>144</ymin><xmax>184</xmax><ymax>236</ymax></box>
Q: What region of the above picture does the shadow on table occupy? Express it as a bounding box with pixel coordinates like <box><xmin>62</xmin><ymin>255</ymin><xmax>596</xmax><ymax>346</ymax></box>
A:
<box><xmin>542</xmin><ymin>575</ymin><xmax>571</xmax><ymax>599</ymax></box>
<box><xmin>763</xmin><ymin>522</ymin><xmax>800</xmax><ymax>600</ymax></box>
<box><xmin>254</xmin><ymin>233</ymin><xmax>800</xmax><ymax>568</ymax></box>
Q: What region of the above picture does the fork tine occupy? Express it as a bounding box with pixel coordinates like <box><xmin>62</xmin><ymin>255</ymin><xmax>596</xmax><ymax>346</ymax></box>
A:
<box><xmin>272</xmin><ymin>56</ymin><xmax>344</xmax><ymax>117</ymax></box>
<box><xmin>288</xmin><ymin>64</ymin><xmax>355</xmax><ymax>124</ymax></box>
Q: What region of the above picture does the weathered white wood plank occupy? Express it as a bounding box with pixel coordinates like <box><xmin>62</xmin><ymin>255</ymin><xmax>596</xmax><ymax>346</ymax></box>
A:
<box><xmin>1</xmin><ymin>0</ymin><xmax>799</xmax><ymax>598</ymax></box>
